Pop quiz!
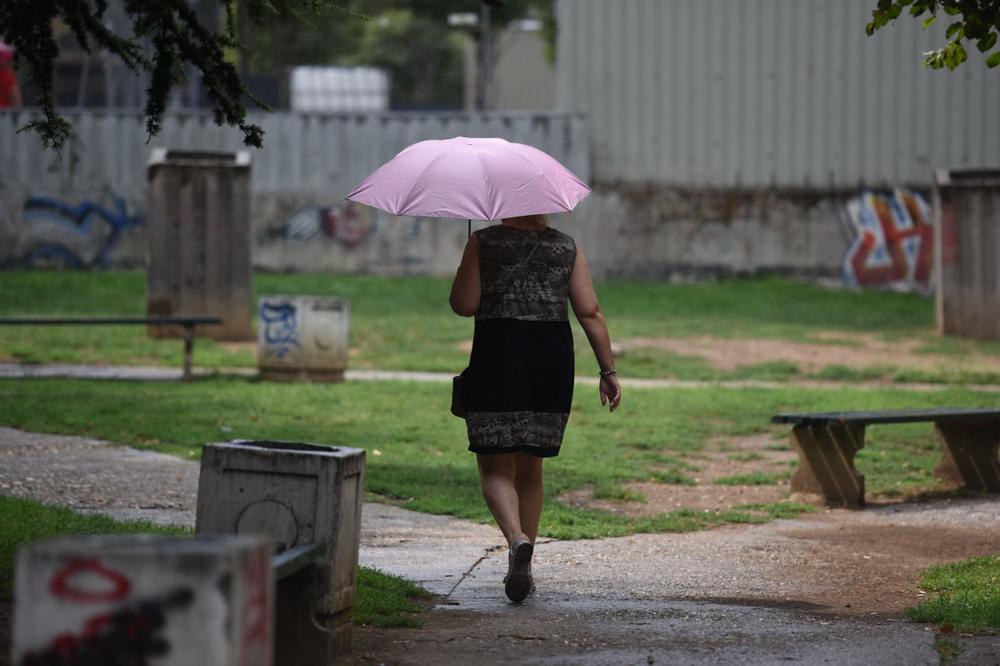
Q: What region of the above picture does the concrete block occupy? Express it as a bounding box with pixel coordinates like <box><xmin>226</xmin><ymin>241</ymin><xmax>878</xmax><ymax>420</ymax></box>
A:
<box><xmin>258</xmin><ymin>296</ymin><xmax>351</xmax><ymax>382</ymax></box>
<box><xmin>195</xmin><ymin>440</ymin><xmax>366</xmax><ymax>661</ymax></box>
<box><xmin>13</xmin><ymin>534</ymin><xmax>272</xmax><ymax>666</ymax></box>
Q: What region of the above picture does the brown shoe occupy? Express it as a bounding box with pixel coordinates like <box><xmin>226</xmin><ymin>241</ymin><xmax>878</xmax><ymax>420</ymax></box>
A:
<box><xmin>504</xmin><ymin>538</ymin><xmax>534</xmax><ymax>602</ymax></box>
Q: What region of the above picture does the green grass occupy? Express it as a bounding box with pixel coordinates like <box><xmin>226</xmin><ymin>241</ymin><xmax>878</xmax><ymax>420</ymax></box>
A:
<box><xmin>812</xmin><ymin>365</ymin><xmax>891</xmax><ymax>382</ymax></box>
<box><xmin>0</xmin><ymin>271</ymin><xmax>960</xmax><ymax>380</ymax></box>
<box><xmin>713</xmin><ymin>471</ymin><xmax>789</xmax><ymax>486</ymax></box>
<box><xmin>0</xmin><ymin>496</ymin><xmax>187</xmax><ymax>601</ymax></box>
<box><xmin>0</xmin><ymin>496</ymin><xmax>430</xmax><ymax>628</ymax></box>
<box><xmin>2</xmin><ymin>377</ymin><xmax>995</xmax><ymax>539</ymax></box>
<box><xmin>727</xmin><ymin>452</ymin><xmax>764</xmax><ymax>462</ymax></box>
<box><xmin>906</xmin><ymin>555</ymin><xmax>1000</xmax><ymax>633</ymax></box>
<box><xmin>353</xmin><ymin>566</ymin><xmax>433</xmax><ymax>628</ymax></box>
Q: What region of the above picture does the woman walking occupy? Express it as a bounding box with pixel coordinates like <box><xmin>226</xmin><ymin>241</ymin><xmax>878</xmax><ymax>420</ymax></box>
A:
<box><xmin>450</xmin><ymin>214</ymin><xmax>621</xmax><ymax>602</ymax></box>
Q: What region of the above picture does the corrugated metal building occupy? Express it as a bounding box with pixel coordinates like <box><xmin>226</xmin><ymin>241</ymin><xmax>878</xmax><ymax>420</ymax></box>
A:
<box><xmin>556</xmin><ymin>0</ymin><xmax>1000</xmax><ymax>189</ymax></box>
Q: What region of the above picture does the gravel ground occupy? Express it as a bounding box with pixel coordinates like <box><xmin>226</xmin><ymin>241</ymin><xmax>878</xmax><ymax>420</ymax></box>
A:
<box><xmin>2</xmin><ymin>427</ymin><xmax>998</xmax><ymax>665</ymax></box>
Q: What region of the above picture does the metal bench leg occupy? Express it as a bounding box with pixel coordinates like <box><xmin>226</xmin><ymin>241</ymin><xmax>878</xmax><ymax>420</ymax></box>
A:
<box><xmin>182</xmin><ymin>325</ymin><xmax>194</xmax><ymax>381</ymax></box>
<box><xmin>933</xmin><ymin>421</ymin><xmax>1000</xmax><ymax>493</ymax></box>
<box><xmin>789</xmin><ymin>423</ymin><xmax>866</xmax><ymax>508</ymax></box>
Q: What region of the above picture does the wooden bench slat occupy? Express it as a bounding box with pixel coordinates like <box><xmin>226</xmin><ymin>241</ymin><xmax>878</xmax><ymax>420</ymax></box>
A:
<box><xmin>0</xmin><ymin>317</ymin><xmax>222</xmax><ymax>326</ymax></box>
<box><xmin>772</xmin><ymin>407</ymin><xmax>1000</xmax><ymax>427</ymax></box>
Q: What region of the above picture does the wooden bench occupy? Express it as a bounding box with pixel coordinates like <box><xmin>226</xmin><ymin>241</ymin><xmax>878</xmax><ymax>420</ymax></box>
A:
<box><xmin>771</xmin><ymin>408</ymin><xmax>1000</xmax><ymax>508</ymax></box>
<box><xmin>0</xmin><ymin>316</ymin><xmax>222</xmax><ymax>379</ymax></box>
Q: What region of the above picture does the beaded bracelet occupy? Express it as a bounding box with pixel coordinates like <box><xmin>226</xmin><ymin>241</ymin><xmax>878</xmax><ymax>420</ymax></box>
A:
<box><xmin>599</xmin><ymin>368</ymin><xmax>617</xmax><ymax>377</ymax></box>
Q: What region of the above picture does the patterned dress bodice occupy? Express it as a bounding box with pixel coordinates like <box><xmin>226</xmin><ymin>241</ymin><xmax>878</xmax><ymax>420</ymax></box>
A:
<box><xmin>475</xmin><ymin>225</ymin><xmax>577</xmax><ymax>322</ymax></box>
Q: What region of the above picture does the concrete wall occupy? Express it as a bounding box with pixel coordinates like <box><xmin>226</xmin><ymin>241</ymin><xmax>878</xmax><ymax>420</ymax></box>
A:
<box><xmin>0</xmin><ymin>110</ymin><xmax>587</xmax><ymax>275</ymax></box>
<box><xmin>1</xmin><ymin>110</ymin><xmax>931</xmax><ymax>284</ymax></box>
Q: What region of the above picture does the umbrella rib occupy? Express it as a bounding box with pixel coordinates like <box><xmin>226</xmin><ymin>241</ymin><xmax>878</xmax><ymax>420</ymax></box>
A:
<box><xmin>473</xmin><ymin>148</ymin><xmax>494</xmax><ymax>221</ymax></box>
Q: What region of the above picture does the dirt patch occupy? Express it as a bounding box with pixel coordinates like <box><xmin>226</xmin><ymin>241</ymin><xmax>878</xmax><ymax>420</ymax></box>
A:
<box><xmin>559</xmin><ymin>433</ymin><xmax>800</xmax><ymax>515</ymax></box>
<box><xmin>619</xmin><ymin>333</ymin><xmax>1000</xmax><ymax>374</ymax></box>
<box><xmin>561</xmin><ymin>482</ymin><xmax>795</xmax><ymax>515</ymax></box>
<box><xmin>776</xmin><ymin>518</ymin><xmax>1000</xmax><ymax>616</ymax></box>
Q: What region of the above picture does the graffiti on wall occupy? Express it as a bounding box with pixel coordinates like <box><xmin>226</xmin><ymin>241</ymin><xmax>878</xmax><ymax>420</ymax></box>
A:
<box><xmin>7</xmin><ymin>191</ymin><xmax>143</xmax><ymax>268</ymax></box>
<box><xmin>262</xmin><ymin>201</ymin><xmax>431</xmax><ymax>250</ymax></box>
<box><xmin>843</xmin><ymin>189</ymin><xmax>933</xmax><ymax>289</ymax></box>
<box><xmin>18</xmin><ymin>559</ymin><xmax>194</xmax><ymax>665</ymax></box>
<box><xmin>263</xmin><ymin>202</ymin><xmax>377</xmax><ymax>248</ymax></box>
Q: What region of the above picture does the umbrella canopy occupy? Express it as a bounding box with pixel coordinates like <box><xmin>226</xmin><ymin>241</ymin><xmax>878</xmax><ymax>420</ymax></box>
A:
<box><xmin>346</xmin><ymin>136</ymin><xmax>590</xmax><ymax>221</ymax></box>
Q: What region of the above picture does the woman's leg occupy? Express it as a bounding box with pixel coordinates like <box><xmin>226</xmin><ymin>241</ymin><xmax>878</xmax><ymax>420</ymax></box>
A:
<box><xmin>513</xmin><ymin>453</ymin><xmax>544</xmax><ymax>543</ymax></box>
<box><xmin>477</xmin><ymin>453</ymin><xmax>527</xmax><ymax>545</ymax></box>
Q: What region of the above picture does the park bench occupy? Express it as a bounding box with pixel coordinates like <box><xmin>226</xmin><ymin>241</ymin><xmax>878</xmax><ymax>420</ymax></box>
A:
<box><xmin>771</xmin><ymin>408</ymin><xmax>1000</xmax><ymax>508</ymax></box>
<box><xmin>0</xmin><ymin>316</ymin><xmax>222</xmax><ymax>379</ymax></box>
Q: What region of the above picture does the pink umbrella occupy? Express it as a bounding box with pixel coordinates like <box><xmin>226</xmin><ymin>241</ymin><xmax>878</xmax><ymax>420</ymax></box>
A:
<box><xmin>346</xmin><ymin>137</ymin><xmax>590</xmax><ymax>226</ymax></box>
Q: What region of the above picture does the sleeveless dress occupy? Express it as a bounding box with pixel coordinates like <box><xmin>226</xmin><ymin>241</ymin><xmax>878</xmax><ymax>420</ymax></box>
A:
<box><xmin>465</xmin><ymin>225</ymin><xmax>577</xmax><ymax>457</ymax></box>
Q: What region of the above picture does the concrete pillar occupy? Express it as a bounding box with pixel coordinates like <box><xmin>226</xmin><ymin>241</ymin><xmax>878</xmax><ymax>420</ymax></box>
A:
<box><xmin>258</xmin><ymin>296</ymin><xmax>351</xmax><ymax>382</ymax></box>
<box><xmin>146</xmin><ymin>148</ymin><xmax>254</xmax><ymax>341</ymax></box>
<box><xmin>13</xmin><ymin>534</ymin><xmax>272</xmax><ymax>666</ymax></box>
<box><xmin>195</xmin><ymin>440</ymin><xmax>366</xmax><ymax>661</ymax></box>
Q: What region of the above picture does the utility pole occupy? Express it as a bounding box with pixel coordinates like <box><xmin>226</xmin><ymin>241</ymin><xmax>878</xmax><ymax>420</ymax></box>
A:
<box><xmin>476</xmin><ymin>2</ymin><xmax>492</xmax><ymax>111</ymax></box>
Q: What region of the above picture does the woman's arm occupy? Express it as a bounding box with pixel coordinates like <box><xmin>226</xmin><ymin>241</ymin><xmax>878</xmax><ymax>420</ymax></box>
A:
<box><xmin>449</xmin><ymin>233</ymin><xmax>481</xmax><ymax>317</ymax></box>
<box><xmin>568</xmin><ymin>247</ymin><xmax>621</xmax><ymax>412</ymax></box>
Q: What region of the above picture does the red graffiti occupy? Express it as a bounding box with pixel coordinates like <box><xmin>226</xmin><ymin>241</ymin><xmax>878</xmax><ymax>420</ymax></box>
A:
<box><xmin>49</xmin><ymin>558</ymin><xmax>131</xmax><ymax>602</ymax></box>
<box><xmin>844</xmin><ymin>190</ymin><xmax>933</xmax><ymax>288</ymax></box>
<box><xmin>240</xmin><ymin>548</ymin><xmax>273</xmax><ymax>665</ymax></box>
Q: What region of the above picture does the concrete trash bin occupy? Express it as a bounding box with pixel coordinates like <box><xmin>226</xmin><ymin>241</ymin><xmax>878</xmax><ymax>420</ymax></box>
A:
<box><xmin>146</xmin><ymin>148</ymin><xmax>254</xmax><ymax>341</ymax></box>
<box><xmin>258</xmin><ymin>295</ymin><xmax>351</xmax><ymax>382</ymax></box>
<box><xmin>195</xmin><ymin>440</ymin><xmax>365</xmax><ymax>661</ymax></box>
<box><xmin>14</xmin><ymin>534</ymin><xmax>273</xmax><ymax>666</ymax></box>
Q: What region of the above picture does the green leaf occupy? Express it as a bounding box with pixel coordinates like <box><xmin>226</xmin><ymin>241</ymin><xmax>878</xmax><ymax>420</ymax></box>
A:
<box><xmin>987</xmin><ymin>51</ymin><xmax>1000</xmax><ymax>68</ymax></box>
<box><xmin>976</xmin><ymin>32</ymin><xmax>998</xmax><ymax>53</ymax></box>
<box><xmin>945</xmin><ymin>21</ymin><xmax>963</xmax><ymax>39</ymax></box>
<box><xmin>922</xmin><ymin>15</ymin><xmax>937</xmax><ymax>28</ymax></box>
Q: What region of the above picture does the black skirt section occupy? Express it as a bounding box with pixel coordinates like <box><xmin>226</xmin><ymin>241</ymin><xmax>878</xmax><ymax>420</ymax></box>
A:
<box><xmin>464</xmin><ymin>318</ymin><xmax>574</xmax><ymax>457</ymax></box>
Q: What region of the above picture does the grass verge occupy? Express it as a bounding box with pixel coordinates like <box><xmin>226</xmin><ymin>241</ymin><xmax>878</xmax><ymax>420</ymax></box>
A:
<box><xmin>3</xmin><ymin>378</ymin><xmax>994</xmax><ymax>539</ymax></box>
<box><xmin>0</xmin><ymin>271</ymin><xmax>959</xmax><ymax>380</ymax></box>
<box><xmin>353</xmin><ymin>567</ymin><xmax>433</xmax><ymax>628</ymax></box>
<box><xmin>906</xmin><ymin>555</ymin><xmax>1000</xmax><ymax>633</ymax></box>
<box><xmin>0</xmin><ymin>496</ymin><xmax>429</xmax><ymax>628</ymax></box>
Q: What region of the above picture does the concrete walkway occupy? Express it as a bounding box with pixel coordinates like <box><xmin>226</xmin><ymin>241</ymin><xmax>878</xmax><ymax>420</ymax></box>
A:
<box><xmin>3</xmin><ymin>427</ymin><xmax>999</xmax><ymax>664</ymax></box>
<box><xmin>2</xmin><ymin>361</ymin><xmax>996</xmax><ymax>392</ymax></box>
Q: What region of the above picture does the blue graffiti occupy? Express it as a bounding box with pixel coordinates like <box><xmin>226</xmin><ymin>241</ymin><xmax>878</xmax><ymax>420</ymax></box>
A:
<box><xmin>13</xmin><ymin>191</ymin><xmax>142</xmax><ymax>268</ymax></box>
<box><xmin>260</xmin><ymin>302</ymin><xmax>300</xmax><ymax>358</ymax></box>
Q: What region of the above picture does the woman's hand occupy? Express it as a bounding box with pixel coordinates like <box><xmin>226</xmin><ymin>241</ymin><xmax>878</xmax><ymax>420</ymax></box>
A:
<box><xmin>599</xmin><ymin>374</ymin><xmax>621</xmax><ymax>412</ymax></box>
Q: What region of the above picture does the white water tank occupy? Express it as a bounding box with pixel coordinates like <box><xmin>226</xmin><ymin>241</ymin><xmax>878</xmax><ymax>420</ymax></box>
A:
<box><xmin>289</xmin><ymin>66</ymin><xmax>389</xmax><ymax>112</ymax></box>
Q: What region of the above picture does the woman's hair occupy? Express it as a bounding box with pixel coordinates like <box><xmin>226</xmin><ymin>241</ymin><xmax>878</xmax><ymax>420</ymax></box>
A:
<box><xmin>506</xmin><ymin>214</ymin><xmax>549</xmax><ymax>227</ymax></box>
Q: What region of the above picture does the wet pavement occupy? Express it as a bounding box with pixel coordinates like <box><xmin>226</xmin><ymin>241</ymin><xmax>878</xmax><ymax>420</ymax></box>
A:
<box><xmin>2</xmin><ymin>427</ymin><xmax>998</xmax><ymax>664</ymax></box>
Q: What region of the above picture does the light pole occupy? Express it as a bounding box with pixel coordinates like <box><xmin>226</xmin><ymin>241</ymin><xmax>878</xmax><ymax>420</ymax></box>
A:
<box><xmin>448</xmin><ymin>6</ymin><xmax>493</xmax><ymax>111</ymax></box>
